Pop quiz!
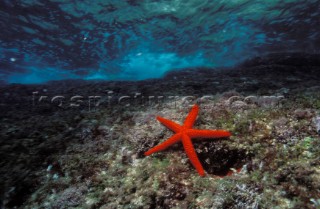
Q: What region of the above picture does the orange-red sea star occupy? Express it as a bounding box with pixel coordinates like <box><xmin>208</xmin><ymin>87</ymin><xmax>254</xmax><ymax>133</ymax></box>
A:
<box><xmin>144</xmin><ymin>104</ymin><xmax>231</xmax><ymax>176</ymax></box>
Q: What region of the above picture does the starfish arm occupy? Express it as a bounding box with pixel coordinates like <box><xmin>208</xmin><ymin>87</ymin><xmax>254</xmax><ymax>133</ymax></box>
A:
<box><xmin>183</xmin><ymin>104</ymin><xmax>199</xmax><ymax>128</ymax></box>
<box><xmin>187</xmin><ymin>129</ymin><xmax>231</xmax><ymax>138</ymax></box>
<box><xmin>156</xmin><ymin>116</ymin><xmax>182</xmax><ymax>133</ymax></box>
<box><xmin>144</xmin><ymin>133</ymin><xmax>182</xmax><ymax>156</ymax></box>
<box><xmin>181</xmin><ymin>134</ymin><xmax>205</xmax><ymax>176</ymax></box>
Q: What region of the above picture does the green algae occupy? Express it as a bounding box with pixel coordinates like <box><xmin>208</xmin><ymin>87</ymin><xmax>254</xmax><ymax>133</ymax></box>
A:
<box><xmin>17</xmin><ymin>93</ymin><xmax>320</xmax><ymax>208</ymax></box>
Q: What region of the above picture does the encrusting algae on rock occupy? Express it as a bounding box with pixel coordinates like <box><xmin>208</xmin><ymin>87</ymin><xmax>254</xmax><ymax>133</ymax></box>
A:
<box><xmin>1</xmin><ymin>53</ymin><xmax>320</xmax><ymax>208</ymax></box>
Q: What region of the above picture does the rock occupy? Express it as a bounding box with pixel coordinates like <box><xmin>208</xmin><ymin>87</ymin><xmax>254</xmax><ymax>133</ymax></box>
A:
<box><xmin>313</xmin><ymin>116</ymin><xmax>320</xmax><ymax>134</ymax></box>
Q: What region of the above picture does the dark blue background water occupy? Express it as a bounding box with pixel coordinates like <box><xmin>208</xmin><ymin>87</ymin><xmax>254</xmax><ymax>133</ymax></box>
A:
<box><xmin>0</xmin><ymin>0</ymin><xmax>319</xmax><ymax>83</ymax></box>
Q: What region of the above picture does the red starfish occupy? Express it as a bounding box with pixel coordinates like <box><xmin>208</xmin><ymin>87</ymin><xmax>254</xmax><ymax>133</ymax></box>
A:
<box><xmin>144</xmin><ymin>104</ymin><xmax>231</xmax><ymax>176</ymax></box>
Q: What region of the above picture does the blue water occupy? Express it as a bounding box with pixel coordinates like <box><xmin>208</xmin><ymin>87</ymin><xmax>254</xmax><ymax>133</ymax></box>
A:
<box><xmin>0</xmin><ymin>0</ymin><xmax>319</xmax><ymax>84</ymax></box>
